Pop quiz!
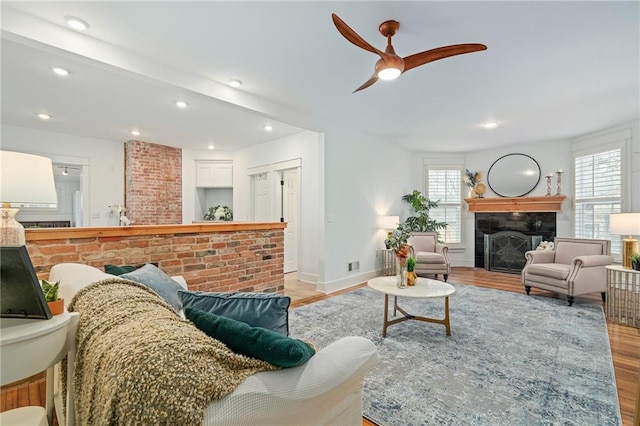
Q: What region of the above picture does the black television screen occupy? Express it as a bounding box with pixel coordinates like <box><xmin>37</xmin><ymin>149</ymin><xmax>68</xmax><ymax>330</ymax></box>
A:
<box><xmin>0</xmin><ymin>246</ymin><xmax>52</xmax><ymax>319</ymax></box>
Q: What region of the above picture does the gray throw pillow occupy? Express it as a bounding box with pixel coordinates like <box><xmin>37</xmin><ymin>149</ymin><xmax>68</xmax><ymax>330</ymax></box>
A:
<box><xmin>178</xmin><ymin>290</ymin><xmax>291</xmax><ymax>335</ymax></box>
<box><xmin>120</xmin><ymin>264</ymin><xmax>183</xmax><ymax>312</ymax></box>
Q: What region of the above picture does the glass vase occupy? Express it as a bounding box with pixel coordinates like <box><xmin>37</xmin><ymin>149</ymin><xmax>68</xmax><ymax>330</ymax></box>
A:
<box><xmin>396</xmin><ymin>257</ymin><xmax>407</xmax><ymax>288</ymax></box>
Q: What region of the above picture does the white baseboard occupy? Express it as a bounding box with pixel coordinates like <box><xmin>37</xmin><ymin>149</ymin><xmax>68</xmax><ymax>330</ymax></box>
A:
<box><xmin>297</xmin><ymin>271</ymin><xmax>318</xmax><ymax>285</ymax></box>
<box><xmin>316</xmin><ymin>269</ymin><xmax>378</xmax><ymax>294</ymax></box>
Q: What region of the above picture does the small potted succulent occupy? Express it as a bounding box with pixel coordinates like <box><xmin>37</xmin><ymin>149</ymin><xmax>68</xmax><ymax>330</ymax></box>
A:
<box><xmin>631</xmin><ymin>252</ymin><xmax>640</xmax><ymax>271</ymax></box>
<box><xmin>41</xmin><ymin>279</ymin><xmax>64</xmax><ymax>316</ymax></box>
<box><xmin>406</xmin><ymin>257</ymin><xmax>417</xmax><ymax>286</ymax></box>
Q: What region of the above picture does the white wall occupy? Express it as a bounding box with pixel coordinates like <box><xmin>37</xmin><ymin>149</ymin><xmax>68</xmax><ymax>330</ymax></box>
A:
<box><xmin>1</xmin><ymin>125</ymin><xmax>125</xmax><ymax>226</ymax></box>
<box><xmin>233</xmin><ymin>130</ymin><xmax>323</xmax><ymax>285</ymax></box>
<box><xmin>321</xmin><ymin>128</ymin><xmax>413</xmax><ymax>292</ymax></box>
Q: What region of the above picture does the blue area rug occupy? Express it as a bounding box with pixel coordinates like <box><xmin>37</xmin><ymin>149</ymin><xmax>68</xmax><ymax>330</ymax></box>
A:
<box><xmin>288</xmin><ymin>283</ymin><xmax>621</xmax><ymax>425</ymax></box>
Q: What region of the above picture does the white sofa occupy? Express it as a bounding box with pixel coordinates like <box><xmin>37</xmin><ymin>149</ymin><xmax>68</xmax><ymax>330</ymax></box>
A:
<box><xmin>49</xmin><ymin>263</ymin><xmax>379</xmax><ymax>425</ymax></box>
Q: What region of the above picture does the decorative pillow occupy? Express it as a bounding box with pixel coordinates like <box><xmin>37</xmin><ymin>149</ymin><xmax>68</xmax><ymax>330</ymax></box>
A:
<box><xmin>104</xmin><ymin>263</ymin><xmax>158</xmax><ymax>276</ymax></box>
<box><xmin>185</xmin><ymin>308</ymin><xmax>315</xmax><ymax>368</ymax></box>
<box><xmin>120</xmin><ymin>264</ymin><xmax>183</xmax><ymax>311</ymax></box>
<box><xmin>178</xmin><ymin>290</ymin><xmax>290</xmax><ymax>335</ymax></box>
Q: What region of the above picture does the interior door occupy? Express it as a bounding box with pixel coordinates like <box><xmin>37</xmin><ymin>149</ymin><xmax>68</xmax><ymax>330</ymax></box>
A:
<box><xmin>281</xmin><ymin>168</ymin><xmax>299</xmax><ymax>273</ymax></box>
<box><xmin>251</xmin><ymin>173</ymin><xmax>269</xmax><ymax>221</ymax></box>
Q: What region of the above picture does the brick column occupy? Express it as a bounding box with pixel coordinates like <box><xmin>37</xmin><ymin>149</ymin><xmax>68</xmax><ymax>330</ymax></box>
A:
<box><xmin>125</xmin><ymin>141</ymin><xmax>182</xmax><ymax>224</ymax></box>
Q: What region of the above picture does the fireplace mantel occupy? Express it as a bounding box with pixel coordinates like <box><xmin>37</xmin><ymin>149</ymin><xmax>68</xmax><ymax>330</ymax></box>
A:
<box><xmin>465</xmin><ymin>195</ymin><xmax>566</xmax><ymax>213</ymax></box>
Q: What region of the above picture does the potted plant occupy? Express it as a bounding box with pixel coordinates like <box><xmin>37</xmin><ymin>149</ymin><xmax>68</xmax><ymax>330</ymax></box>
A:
<box><xmin>401</xmin><ymin>190</ymin><xmax>448</xmax><ymax>236</ymax></box>
<box><xmin>406</xmin><ymin>257</ymin><xmax>417</xmax><ymax>286</ymax></box>
<box><xmin>386</xmin><ymin>224</ymin><xmax>412</xmax><ymax>288</ymax></box>
<box><xmin>631</xmin><ymin>252</ymin><xmax>640</xmax><ymax>271</ymax></box>
<box><xmin>41</xmin><ymin>279</ymin><xmax>64</xmax><ymax>315</ymax></box>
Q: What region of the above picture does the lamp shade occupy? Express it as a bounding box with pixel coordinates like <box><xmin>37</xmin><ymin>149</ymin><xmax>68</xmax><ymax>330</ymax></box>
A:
<box><xmin>377</xmin><ymin>215</ymin><xmax>400</xmax><ymax>230</ymax></box>
<box><xmin>0</xmin><ymin>151</ymin><xmax>57</xmax><ymax>207</ymax></box>
<box><xmin>609</xmin><ymin>213</ymin><xmax>640</xmax><ymax>236</ymax></box>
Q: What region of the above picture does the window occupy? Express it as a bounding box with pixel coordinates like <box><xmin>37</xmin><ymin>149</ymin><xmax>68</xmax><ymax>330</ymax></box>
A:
<box><xmin>426</xmin><ymin>169</ymin><xmax>461</xmax><ymax>244</ymax></box>
<box><xmin>574</xmin><ymin>148</ymin><xmax>622</xmax><ymax>255</ymax></box>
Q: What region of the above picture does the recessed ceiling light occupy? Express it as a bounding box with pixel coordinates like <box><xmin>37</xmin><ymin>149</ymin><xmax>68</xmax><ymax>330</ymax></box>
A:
<box><xmin>65</xmin><ymin>16</ymin><xmax>89</xmax><ymax>31</ymax></box>
<box><xmin>208</xmin><ymin>144</ymin><xmax>215</xmax><ymax>150</ymax></box>
<box><xmin>37</xmin><ymin>113</ymin><xmax>51</xmax><ymax>120</ymax></box>
<box><xmin>52</xmin><ymin>67</ymin><xmax>70</xmax><ymax>76</ymax></box>
<box><xmin>229</xmin><ymin>79</ymin><xmax>242</xmax><ymax>88</ymax></box>
<box><xmin>175</xmin><ymin>100</ymin><xmax>188</xmax><ymax>109</ymax></box>
<box><xmin>482</xmin><ymin>120</ymin><xmax>500</xmax><ymax>129</ymax></box>
<box><xmin>263</xmin><ymin>124</ymin><xmax>273</xmax><ymax>132</ymax></box>
<box><xmin>130</xmin><ymin>129</ymin><xmax>141</xmax><ymax>136</ymax></box>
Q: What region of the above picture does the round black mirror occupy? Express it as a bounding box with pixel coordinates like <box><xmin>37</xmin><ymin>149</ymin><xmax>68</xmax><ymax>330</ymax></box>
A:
<box><xmin>487</xmin><ymin>153</ymin><xmax>541</xmax><ymax>197</ymax></box>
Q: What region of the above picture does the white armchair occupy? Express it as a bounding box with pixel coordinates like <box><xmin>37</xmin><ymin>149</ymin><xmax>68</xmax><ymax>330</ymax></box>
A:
<box><xmin>408</xmin><ymin>232</ymin><xmax>450</xmax><ymax>282</ymax></box>
<box><xmin>521</xmin><ymin>237</ymin><xmax>614</xmax><ymax>306</ymax></box>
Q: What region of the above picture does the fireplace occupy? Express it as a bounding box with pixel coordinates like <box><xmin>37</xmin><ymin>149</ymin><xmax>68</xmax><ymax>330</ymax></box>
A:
<box><xmin>484</xmin><ymin>231</ymin><xmax>543</xmax><ymax>273</ymax></box>
<box><xmin>474</xmin><ymin>212</ymin><xmax>557</xmax><ymax>274</ymax></box>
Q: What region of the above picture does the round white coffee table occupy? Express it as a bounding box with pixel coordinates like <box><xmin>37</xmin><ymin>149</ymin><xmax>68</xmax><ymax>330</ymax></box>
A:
<box><xmin>367</xmin><ymin>276</ymin><xmax>455</xmax><ymax>337</ymax></box>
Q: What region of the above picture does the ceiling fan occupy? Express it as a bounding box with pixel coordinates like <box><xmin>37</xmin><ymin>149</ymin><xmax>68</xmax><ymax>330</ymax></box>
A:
<box><xmin>331</xmin><ymin>13</ymin><xmax>487</xmax><ymax>92</ymax></box>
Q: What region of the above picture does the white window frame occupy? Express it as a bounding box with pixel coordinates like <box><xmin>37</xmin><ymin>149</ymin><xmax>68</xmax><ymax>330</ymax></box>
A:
<box><xmin>423</xmin><ymin>155</ymin><xmax>465</xmax><ymax>251</ymax></box>
<box><xmin>571</xmin><ymin>128</ymin><xmax>632</xmax><ymax>262</ymax></box>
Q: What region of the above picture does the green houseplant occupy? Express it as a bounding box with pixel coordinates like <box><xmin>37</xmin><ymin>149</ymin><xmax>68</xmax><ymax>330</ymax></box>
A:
<box><xmin>401</xmin><ymin>190</ymin><xmax>448</xmax><ymax>235</ymax></box>
<box><xmin>41</xmin><ymin>279</ymin><xmax>64</xmax><ymax>315</ymax></box>
<box><xmin>631</xmin><ymin>252</ymin><xmax>640</xmax><ymax>271</ymax></box>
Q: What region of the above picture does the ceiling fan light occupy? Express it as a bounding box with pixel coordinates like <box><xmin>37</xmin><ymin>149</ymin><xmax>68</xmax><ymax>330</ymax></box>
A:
<box><xmin>377</xmin><ymin>67</ymin><xmax>402</xmax><ymax>81</ymax></box>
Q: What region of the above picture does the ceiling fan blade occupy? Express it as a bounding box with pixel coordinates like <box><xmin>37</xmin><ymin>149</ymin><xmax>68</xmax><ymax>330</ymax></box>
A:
<box><xmin>332</xmin><ymin>13</ymin><xmax>384</xmax><ymax>56</ymax></box>
<box><xmin>402</xmin><ymin>44</ymin><xmax>487</xmax><ymax>73</ymax></box>
<box><xmin>353</xmin><ymin>74</ymin><xmax>379</xmax><ymax>93</ymax></box>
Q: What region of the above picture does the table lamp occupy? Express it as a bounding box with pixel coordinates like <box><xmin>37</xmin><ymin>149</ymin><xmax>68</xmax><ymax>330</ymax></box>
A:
<box><xmin>0</xmin><ymin>151</ymin><xmax>57</xmax><ymax>246</ymax></box>
<box><xmin>378</xmin><ymin>215</ymin><xmax>400</xmax><ymax>242</ymax></box>
<box><xmin>609</xmin><ymin>213</ymin><xmax>640</xmax><ymax>269</ymax></box>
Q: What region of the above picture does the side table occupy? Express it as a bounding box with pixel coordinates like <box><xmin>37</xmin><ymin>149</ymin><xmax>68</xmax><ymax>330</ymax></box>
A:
<box><xmin>1</xmin><ymin>311</ymin><xmax>80</xmax><ymax>426</ymax></box>
<box><xmin>605</xmin><ymin>265</ymin><xmax>640</xmax><ymax>328</ymax></box>
<box><xmin>381</xmin><ymin>249</ymin><xmax>396</xmax><ymax>276</ymax></box>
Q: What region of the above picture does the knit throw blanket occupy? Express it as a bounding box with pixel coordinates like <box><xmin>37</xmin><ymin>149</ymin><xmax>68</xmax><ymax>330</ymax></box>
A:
<box><xmin>66</xmin><ymin>279</ymin><xmax>278</xmax><ymax>425</ymax></box>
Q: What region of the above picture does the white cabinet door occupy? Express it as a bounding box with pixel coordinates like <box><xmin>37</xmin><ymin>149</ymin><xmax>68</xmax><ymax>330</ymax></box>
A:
<box><xmin>212</xmin><ymin>163</ymin><xmax>233</xmax><ymax>187</ymax></box>
<box><xmin>196</xmin><ymin>161</ymin><xmax>233</xmax><ymax>188</ymax></box>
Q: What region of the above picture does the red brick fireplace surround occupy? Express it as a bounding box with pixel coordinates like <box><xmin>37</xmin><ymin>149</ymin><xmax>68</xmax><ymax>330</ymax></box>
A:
<box><xmin>25</xmin><ymin>223</ymin><xmax>285</xmax><ymax>293</ymax></box>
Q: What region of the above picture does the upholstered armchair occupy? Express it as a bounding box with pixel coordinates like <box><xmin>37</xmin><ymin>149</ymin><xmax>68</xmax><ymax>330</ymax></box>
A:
<box><xmin>521</xmin><ymin>237</ymin><xmax>613</xmax><ymax>306</ymax></box>
<box><xmin>408</xmin><ymin>232</ymin><xmax>450</xmax><ymax>282</ymax></box>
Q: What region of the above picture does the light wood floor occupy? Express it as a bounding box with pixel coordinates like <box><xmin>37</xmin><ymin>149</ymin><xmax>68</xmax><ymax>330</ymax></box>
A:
<box><xmin>2</xmin><ymin>268</ymin><xmax>638</xmax><ymax>426</ymax></box>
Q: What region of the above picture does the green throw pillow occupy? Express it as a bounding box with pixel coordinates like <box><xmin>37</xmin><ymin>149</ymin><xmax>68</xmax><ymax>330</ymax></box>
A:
<box><xmin>104</xmin><ymin>264</ymin><xmax>138</xmax><ymax>275</ymax></box>
<box><xmin>105</xmin><ymin>263</ymin><xmax>158</xmax><ymax>276</ymax></box>
<box><xmin>178</xmin><ymin>290</ymin><xmax>290</xmax><ymax>335</ymax></box>
<box><xmin>185</xmin><ymin>308</ymin><xmax>315</xmax><ymax>368</ymax></box>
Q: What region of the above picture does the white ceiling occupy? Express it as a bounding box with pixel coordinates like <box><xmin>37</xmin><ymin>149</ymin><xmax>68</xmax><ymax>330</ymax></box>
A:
<box><xmin>1</xmin><ymin>1</ymin><xmax>638</xmax><ymax>153</ymax></box>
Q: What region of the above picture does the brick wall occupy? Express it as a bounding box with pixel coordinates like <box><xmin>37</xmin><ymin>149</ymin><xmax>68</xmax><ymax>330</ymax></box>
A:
<box><xmin>125</xmin><ymin>140</ymin><xmax>182</xmax><ymax>225</ymax></box>
<box><xmin>27</xmin><ymin>229</ymin><xmax>284</xmax><ymax>293</ymax></box>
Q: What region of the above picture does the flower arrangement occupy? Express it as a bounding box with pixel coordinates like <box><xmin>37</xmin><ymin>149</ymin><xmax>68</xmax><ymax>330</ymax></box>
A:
<box><xmin>204</xmin><ymin>205</ymin><xmax>233</xmax><ymax>221</ymax></box>
<box><xmin>463</xmin><ymin>169</ymin><xmax>483</xmax><ymax>188</ymax></box>
<box><xmin>386</xmin><ymin>224</ymin><xmax>412</xmax><ymax>264</ymax></box>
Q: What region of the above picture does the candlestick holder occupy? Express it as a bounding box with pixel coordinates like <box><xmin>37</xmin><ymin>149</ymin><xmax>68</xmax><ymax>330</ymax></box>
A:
<box><xmin>545</xmin><ymin>175</ymin><xmax>553</xmax><ymax>196</ymax></box>
<box><xmin>555</xmin><ymin>171</ymin><xmax>563</xmax><ymax>195</ymax></box>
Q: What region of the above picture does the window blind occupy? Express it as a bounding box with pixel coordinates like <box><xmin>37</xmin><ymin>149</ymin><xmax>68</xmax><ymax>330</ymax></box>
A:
<box><xmin>574</xmin><ymin>148</ymin><xmax>621</xmax><ymax>254</ymax></box>
<box><xmin>427</xmin><ymin>169</ymin><xmax>461</xmax><ymax>244</ymax></box>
